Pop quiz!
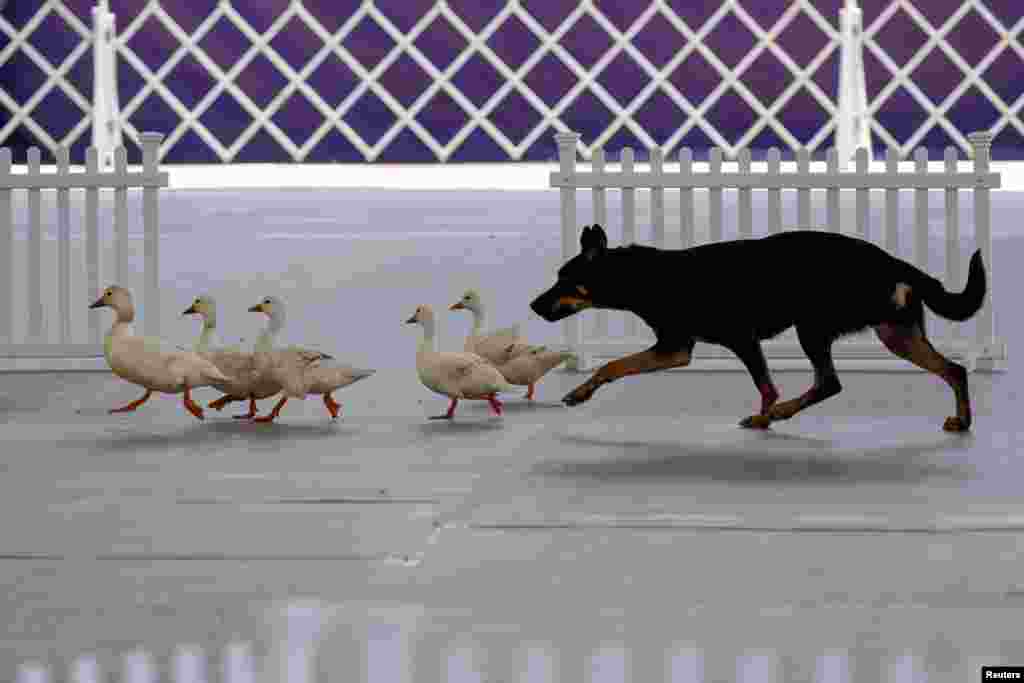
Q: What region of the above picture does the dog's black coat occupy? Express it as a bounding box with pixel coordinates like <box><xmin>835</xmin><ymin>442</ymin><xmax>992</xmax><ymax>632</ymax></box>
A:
<box><xmin>530</xmin><ymin>225</ymin><xmax>986</xmax><ymax>430</ymax></box>
<box><xmin>532</xmin><ymin>227</ymin><xmax>985</xmax><ymax>350</ymax></box>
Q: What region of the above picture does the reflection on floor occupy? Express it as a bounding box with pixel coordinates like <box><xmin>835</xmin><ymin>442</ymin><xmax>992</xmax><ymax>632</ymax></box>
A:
<box><xmin>12</xmin><ymin>599</ymin><xmax>1023</xmax><ymax>683</ymax></box>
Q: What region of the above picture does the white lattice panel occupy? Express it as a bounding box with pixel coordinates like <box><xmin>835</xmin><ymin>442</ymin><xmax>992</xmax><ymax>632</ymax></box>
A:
<box><xmin>0</xmin><ymin>0</ymin><xmax>1021</xmax><ymax>162</ymax></box>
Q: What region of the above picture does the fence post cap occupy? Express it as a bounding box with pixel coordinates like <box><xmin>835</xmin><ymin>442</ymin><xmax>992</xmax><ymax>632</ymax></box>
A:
<box><xmin>139</xmin><ymin>131</ymin><xmax>164</xmax><ymax>144</ymax></box>
<box><xmin>967</xmin><ymin>131</ymin><xmax>993</xmax><ymax>144</ymax></box>
<box><xmin>554</xmin><ymin>131</ymin><xmax>580</xmax><ymax>146</ymax></box>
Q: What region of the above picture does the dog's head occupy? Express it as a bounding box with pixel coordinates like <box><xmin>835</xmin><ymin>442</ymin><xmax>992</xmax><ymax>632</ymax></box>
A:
<box><xmin>530</xmin><ymin>224</ymin><xmax>609</xmax><ymax>322</ymax></box>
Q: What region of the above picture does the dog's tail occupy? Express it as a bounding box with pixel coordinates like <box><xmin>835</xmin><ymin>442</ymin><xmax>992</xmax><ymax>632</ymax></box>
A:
<box><xmin>916</xmin><ymin>249</ymin><xmax>986</xmax><ymax>322</ymax></box>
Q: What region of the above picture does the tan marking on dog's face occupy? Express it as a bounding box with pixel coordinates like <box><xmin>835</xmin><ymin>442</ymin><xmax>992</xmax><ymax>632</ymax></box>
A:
<box><xmin>576</xmin><ymin>285</ymin><xmax>589</xmax><ymax>297</ymax></box>
<box><xmin>555</xmin><ymin>295</ymin><xmax>591</xmax><ymax>310</ymax></box>
<box><xmin>892</xmin><ymin>283</ymin><xmax>912</xmax><ymax>308</ymax></box>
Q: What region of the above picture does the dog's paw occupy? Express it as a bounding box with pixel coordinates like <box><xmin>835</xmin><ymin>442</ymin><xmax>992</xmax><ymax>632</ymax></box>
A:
<box><xmin>563</xmin><ymin>383</ymin><xmax>597</xmax><ymax>406</ymax></box>
<box><xmin>767</xmin><ymin>399</ymin><xmax>801</xmax><ymax>421</ymax></box>
<box><xmin>739</xmin><ymin>414</ymin><xmax>772</xmax><ymax>429</ymax></box>
<box><xmin>942</xmin><ymin>416</ymin><xmax>971</xmax><ymax>432</ymax></box>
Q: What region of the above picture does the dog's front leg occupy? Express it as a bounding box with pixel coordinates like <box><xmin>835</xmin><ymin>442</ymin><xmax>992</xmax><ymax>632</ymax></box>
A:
<box><xmin>563</xmin><ymin>346</ymin><xmax>692</xmax><ymax>406</ymax></box>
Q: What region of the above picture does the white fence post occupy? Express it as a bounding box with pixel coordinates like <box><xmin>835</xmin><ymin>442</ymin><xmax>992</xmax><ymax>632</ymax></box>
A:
<box><xmin>855</xmin><ymin>147</ymin><xmax>869</xmax><ymax>240</ymax></box>
<box><xmin>85</xmin><ymin>146</ymin><xmax>101</xmax><ymax>344</ymax></box>
<box><xmin>0</xmin><ymin>148</ymin><xmax>11</xmax><ymax>345</ymax></box>
<box><xmin>16</xmin><ymin>663</ymin><xmax>49</xmax><ymax>683</ymax></box>
<box><xmin>141</xmin><ymin>132</ymin><xmax>163</xmax><ymax>338</ymax></box>
<box><xmin>737</xmin><ymin>148</ymin><xmax>752</xmax><ymax>238</ymax></box>
<box><xmin>650</xmin><ymin>147</ymin><xmax>666</xmax><ymax>247</ymax></box>
<box><xmin>678</xmin><ymin>148</ymin><xmax>694</xmax><ymax>247</ymax></box>
<box><xmin>796</xmin><ymin>147</ymin><xmax>810</xmax><ymax>227</ymax></box>
<box><xmin>57</xmin><ymin>146</ymin><xmax>72</xmax><ymax>345</ymax></box>
<box><xmin>767</xmin><ymin>148</ymin><xmax>781</xmax><ymax>234</ymax></box>
<box><xmin>92</xmin><ymin>0</ymin><xmax>121</xmax><ymax>169</ymax></box>
<box><xmin>913</xmin><ymin>147</ymin><xmax>929</xmax><ymax>271</ymax></box>
<box><xmin>709</xmin><ymin>147</ymin><xmax>723</xmax><ymax>242</ymax></box>
<box><xmin>27</xmin><ymin>147</ymin><xmax>43</xmax><ymax>344</ymax></box>
<box><xmin>826</xmin><ymin>148</ymin><xmax>840</xmax><ymax>231</ymax></box>
<box><xmin>885</xmin><ymin>146</ymin><xmax>899</xmax><ymax>256</ymax></box>
<box><xmin>554</xmin><ymin>131</ymin><xmax>581</xmax><ymax>365</ymax></box>
<box><xmin>621</xmin><ymin>147</ymin><xmax>637</xmax><ymax>338</ymax></box>
<box><xmin>71</xmin><ymin>655</ymin><xmax>100</xmax><ymax>683</ymax></box>
<box><xmin>591</xmin><ymin>147</ymin><xmax>608</xmax><ymax>340</ymax></box>
<box><xmin>114</xmin><ymin>145</ymin><xmax>129</xmax><ymax>286</ymax></box>
<box><xmin>944</xmin><ymin>145</ymin><xmax>960</xmax><ymax>347</ymax></box>
<box><xmin>173</xmin><ymin>645</ymin><xmax>206</xmax><ymax>683</ymax></box>
<box><xmin>124</xmin><ymin>650</ymin><xmax>155</xmax><ymax>683</ymax></box>
<box><xmin>224</xmin><ymin>642</ymin><xmax>256</xmax><ymax>683</ymax></box>
<box><xmin>969</xmin><ymin>130</ymin><xmax>993</xmax><ymax>350</ymax></box>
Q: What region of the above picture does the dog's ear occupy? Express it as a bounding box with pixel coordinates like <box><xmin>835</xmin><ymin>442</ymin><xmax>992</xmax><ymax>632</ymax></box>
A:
<box><xmin>580</xmin><ymin>224</ymin><xmax>607</xmax><ymax>258</ymax></box>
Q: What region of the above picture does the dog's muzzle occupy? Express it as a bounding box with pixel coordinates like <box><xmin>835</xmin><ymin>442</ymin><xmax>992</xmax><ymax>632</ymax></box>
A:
<box><xmin>531</xmin><ymin>292</ymin><xmax>589</xmax><ymax>322</ymax></box>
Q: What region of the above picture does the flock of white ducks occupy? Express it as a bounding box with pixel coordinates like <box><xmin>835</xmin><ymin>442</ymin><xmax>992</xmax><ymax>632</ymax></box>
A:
<box><xmin>90</xmin><ymin>285</ymin><xmax>573</xmax><ymax>423</ymax></box>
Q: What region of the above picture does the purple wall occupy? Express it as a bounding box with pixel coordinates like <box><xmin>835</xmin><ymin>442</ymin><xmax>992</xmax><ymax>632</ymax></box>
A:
<box><xmin>1</xmin><ymin>0</ymin><xmax>1022</xmax><ymax>163</ymax></box>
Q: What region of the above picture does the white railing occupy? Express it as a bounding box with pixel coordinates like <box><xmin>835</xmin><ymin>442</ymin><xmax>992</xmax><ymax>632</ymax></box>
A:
<box><xmin>0</xmin><ymin>132</ymin><xmax>167</xmax><ymax>358</ymax></box>
<box><xmin>550</xmin><ymin>130</ymin><xmax>1007</xmax><ymax>373</ymax></box>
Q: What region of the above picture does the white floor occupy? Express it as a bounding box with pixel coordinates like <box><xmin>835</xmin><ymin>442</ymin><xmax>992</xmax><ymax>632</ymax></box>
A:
<box><xmin>2</xmin><ymin>189</ymin><xmax>1022</xmax><ymax>681</ymax></box>
<box><xmin>2</xmin><ymin>362</ymin><xmax>1023</xmax><ymax>681</ymax></box>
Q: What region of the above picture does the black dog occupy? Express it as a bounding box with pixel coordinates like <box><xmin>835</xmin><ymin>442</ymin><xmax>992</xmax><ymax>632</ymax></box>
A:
<box><xmin>530</xmin><ymin>225</ymin><xmax>986</xmax><ymax>432</ymax></box>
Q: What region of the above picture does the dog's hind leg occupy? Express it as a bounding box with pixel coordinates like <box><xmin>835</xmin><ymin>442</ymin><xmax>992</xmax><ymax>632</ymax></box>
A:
<box><xmin>767</xmin><ymin>326</ymin><xmax>843</xmax><ymax>423</ymax></box>
<box><xmin>874</xmin><ymin>322</ymin><xmax>971</xmax><ymax>432</ymax></box>
<box><xmin>729</xmin><ymin>340</ymin><xmax>779</xmax><ymax>429</ymax></box>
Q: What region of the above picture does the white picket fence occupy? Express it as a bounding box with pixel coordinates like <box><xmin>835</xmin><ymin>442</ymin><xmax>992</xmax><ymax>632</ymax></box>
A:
<box><xmin>16</xmin><ymin>645</ymin><xmax>257</xmax><ymax>683</ymax></box>
<box><xmin>550</xmin><ymin>130</ymin><xmax>1007</xmax><ymax>373</ymax></box>
<box><xmin>0</xmin><ymin>132</ymin><xmax>167</xmax><ymax>359</ymax></box>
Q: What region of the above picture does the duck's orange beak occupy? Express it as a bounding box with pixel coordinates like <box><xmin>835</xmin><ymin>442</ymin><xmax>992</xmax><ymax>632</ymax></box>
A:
<box><xmin>449</xmin><ymin>301</ymin><xmax>465</xmax><ymax>311</ymax></box>
<box><xmin>248</xmin><ymin>304</ymin><xmax>264</xmax><ymax>314</ymax></box>
<box><xmin>182</xmin><ymin>304</ymin><xmax>198</xmax><ymax>316</ymax></box>
<box><xmin>88</xmin><ymin>296</ymin><xmax>105</xmax><ymax>309</ymax></box>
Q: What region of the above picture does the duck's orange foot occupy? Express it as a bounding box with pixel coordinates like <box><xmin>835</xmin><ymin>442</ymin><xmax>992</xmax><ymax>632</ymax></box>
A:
<box><xmin>208</xmin><ymin>395</ymin><xmax>235</xmax><ymax>411</ymax></box>
<box><xmin>323</xmin><ymin>393</ymin><xmax>341</xmax><ymax>420</ymax></box>
<box><xmin>109</xmin><ymin>389</ymin><xmax>154</xmax><ymax>414</ymax></box>
<box><xmin>487</xmin><ymin>395</ymin><xmax>504</xmax><ymax>416</ymax></box>
<box><xmin>183</xmin><ymin>388</ymin><xmax>204</xmax><ymax>420</ymax></box>
<box><xmin>429</xmin><ymin>398</ymin><xmax>458</xmax><ymax>420</ymax></box>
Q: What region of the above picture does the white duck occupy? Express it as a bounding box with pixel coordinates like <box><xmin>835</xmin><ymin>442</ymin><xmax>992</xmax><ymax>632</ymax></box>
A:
<box><xmin>449</xmin><ymin>289</ymin><xmax>528</xmax><ymax>365</ymax></box>
<box><xmin>182</xmin><ymin>294</ymin><xmax>242</xmax><ymax>353</ymax></box>
<box><xmin>245</xmin><ymin>296</ymin><xmax>376</xmax><ymax>423</ymax></box>
<box><xmin>406</xmin><ymin>304</ymin><xmax>517</xmax><ymax>420</ymax></box>
<box><xmin>183</xmin><ymin>295</ymin><xmax>327</xmax><ymax>421</ymax></box>
<box><xmin>493</xmin><ymin>344</ymin><xmax>575</xmax><ymax>401</ymax></box>
<box><xmin>89</xmin><ymin>285</ymin><xmax>233</xmax><ymax>420</ymax></box>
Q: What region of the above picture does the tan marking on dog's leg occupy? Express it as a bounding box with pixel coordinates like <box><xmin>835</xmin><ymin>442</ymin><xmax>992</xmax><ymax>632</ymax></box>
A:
<box><xmin>892</xmin><ymin>283</ymin><xmax>912</xmax><ymax>308</ymax></box>
<box><xmin>874</xmin><ymin>323</ymin><xmax>971</xmax><ymax>431</ymax></box>
<box><xmin>563</xmin><ymin>347</ymin><xmax>692</xmax><ymax>406</ymax></box>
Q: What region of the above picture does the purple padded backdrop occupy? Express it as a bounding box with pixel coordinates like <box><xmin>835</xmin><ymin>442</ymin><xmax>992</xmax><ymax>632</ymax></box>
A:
<box><xmin>1</xmin><ymin>0</ymin><xmax>1021</xmax><ymax>163</ymax></box>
